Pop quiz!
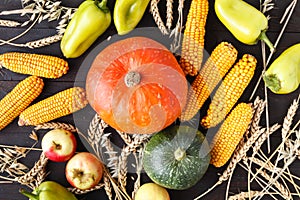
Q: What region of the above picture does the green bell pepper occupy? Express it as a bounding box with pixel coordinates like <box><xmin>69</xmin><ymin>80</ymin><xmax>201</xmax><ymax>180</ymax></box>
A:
<box><xmin>263</xmin><ymin>43</ymin><xmax>300</xmax><ymax>94</ymax></box>
<box><xmin>215</xmin><ymin>0</ymin><xmax>274</xmax><ymax>51</ymax></box>
<box><xmin>113</xmin><ymin>0</ymin><xmax>150</xmax><ymax>35</ymax></box>
<box><xmin>20</xmin><ymin>181</ymin><xmax>78</xmax><ymax>200</ymax></box>
<box><xmin>60</xmin><ymin>0</ymin><xmax>111</xmax><ymax>58</ymax></box>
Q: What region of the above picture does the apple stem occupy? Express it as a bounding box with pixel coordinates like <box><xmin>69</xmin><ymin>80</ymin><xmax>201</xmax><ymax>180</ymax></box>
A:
<box><xmin>19</xmin><ymin>188</ymin><xmax>39</xmax><ymax>200</ymax></box>
<box><xmin>52</xmin><ymin>141</ymin><xmax>62</xmax><ymax>150</ymax></box>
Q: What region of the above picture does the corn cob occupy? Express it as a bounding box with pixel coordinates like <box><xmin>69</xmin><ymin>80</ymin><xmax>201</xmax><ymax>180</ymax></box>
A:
<box><xmin>210</xmin><ymin>103</ymin><xmax>253</xmax><ymax>167</ymax></box>
<box><xmin>0</xmin><ymin>52</ymin><xmax>69</xmax><ymax>79</ymax></box>
<box><xmin>201</xmin><ymin>54</ymin><xmax>257</xmax><ymax>128</ymax></box>
<box><xmin>179</xmin><ymin>0</ymin><xmax>209</xmax><ymax>76</ymax></box>
<box><xmin>18</xmin><ymin>87</ymin><xmax>88</xmax><ymax>126</ymax></box>
<box><xmin>180</xmin><ymin>42</ymin><xmax>238</xmax><ymax>121</ymax></box>
<box><xmin>0</xmin><ymin>76</ymin><xmax>44</xmax><ymax>131</ymax></box>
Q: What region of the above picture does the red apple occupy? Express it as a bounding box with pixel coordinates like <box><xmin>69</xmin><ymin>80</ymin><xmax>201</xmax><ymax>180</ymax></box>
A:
<box><xmin>41</xmin><ymin>129</ymin><xmax>77</xmax><ymax>162</ymax></box>
<box><xmin>65</xmin><ymin>152</ymin><xmax>103</xmax><ymax>190</ymax></box>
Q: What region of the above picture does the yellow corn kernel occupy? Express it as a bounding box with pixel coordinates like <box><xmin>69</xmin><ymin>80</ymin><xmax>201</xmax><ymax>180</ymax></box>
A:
<box><xmin>179</xmin><ymin>0</ymin><xmax>209</xmax><ymax>76</ymax></box>
<box><xmin>201</xmin><ymin>54</ymin><xmax>257</xmax><ymax>128</ymax></box>
<box><xmin>0</xmin><ymin>76</ymin><xmax>44</xmax><ymax>131</ymax></box>
<box><xmin>180</xmin><ymin>42</ymin><xmax>237</xmax><ymax>121</ymax></box>
<box><xmin>0</xmin><ymin>52</ymin><xmax>69</xmax><ymax>79</ymax></box>
<box><xmin>18</xmin><ymin>87</ymin><xmax>88</xmax><ymax>126</ymax></box>
<box><xmin>210</xmin><ymin>103</ymin><xmax>253</xmax><ymax>167</ymax></box>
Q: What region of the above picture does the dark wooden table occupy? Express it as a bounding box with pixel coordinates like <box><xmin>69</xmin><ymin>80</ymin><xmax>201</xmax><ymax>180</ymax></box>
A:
<box><xmin>0</xmin><ymin>0</ymin><xmax>299</xmax><ymax>199</ymax></box>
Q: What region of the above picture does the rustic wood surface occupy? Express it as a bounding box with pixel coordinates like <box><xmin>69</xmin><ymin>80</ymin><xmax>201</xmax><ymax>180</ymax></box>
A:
<box><xmin>0</xmin><ymin>0</ymin><xmax>299</xmax><ymax>199</ymax></box>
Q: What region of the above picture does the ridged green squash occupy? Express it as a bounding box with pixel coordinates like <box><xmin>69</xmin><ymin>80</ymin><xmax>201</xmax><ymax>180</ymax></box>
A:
<box><xmin>143</xmin><ymin>126</ymin><xmax>210</xmax><ymax>190</ymax></box>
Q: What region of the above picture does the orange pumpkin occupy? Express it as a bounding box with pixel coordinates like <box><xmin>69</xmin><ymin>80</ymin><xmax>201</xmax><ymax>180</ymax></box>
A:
<box><xmin>86</xmin><ymin>37</ymin><xmax>187</xmax><ymax>134</ymax></box>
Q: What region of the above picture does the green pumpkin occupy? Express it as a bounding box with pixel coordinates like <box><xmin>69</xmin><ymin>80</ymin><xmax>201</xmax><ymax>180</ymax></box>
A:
<box><xmin>143</xmin><ymin>125</ymin><xmax>210</xmax><ymax>190</ymax></box>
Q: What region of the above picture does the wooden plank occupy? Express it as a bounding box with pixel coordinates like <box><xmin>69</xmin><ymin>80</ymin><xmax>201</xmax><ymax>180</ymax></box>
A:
<box><xmin>0</xmin><ymin>0</ymin><xmax>299</xmax><ymax>200</ymax></box>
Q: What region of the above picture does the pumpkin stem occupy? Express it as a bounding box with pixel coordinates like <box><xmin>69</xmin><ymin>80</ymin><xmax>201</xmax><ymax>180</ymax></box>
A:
<box><xmin>174</xmin><ymin>147</ymin><xmax>186</xmax><ymax>161</ymax></box>
<box><xmin>124</xmin><ymin>71</ymin><xmax>141</xmax><ymax>87</ymax></box>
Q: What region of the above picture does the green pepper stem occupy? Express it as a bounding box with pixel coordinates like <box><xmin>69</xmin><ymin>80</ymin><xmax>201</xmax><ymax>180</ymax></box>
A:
<box><xmin>95</xmin><ymin>0</ymin><xmax>110</xmax><ymax>13</ymax></box>
<box><xmin>19</xmin><ymin>189</ymin><xmax>39</xmax><ymax>200</ymax></box>
<box><xmin>259</xmin><ymin>31</ymin><xmax>275</xmax><ymax>52</ymax></box>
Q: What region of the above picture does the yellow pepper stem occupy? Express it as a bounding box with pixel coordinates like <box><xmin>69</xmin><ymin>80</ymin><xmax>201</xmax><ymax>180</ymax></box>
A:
<box><xmin>263</xmin><ymin>74</ymin><xmax>281</xmax><ymax>92</ymax></box>
<box><xmin>19</xmin><ymin>189</ymin><xmax>39</xmax><ymax>200</ymax></box>
<box><xmin>259</xmin><ymin>31</ymin><xmax>274</xmax><ymax>52</ymax></box>
<box><xmin>96</xmin><ymin>0</ymin><xmax>110</xmax><ymax>13</ymax></box>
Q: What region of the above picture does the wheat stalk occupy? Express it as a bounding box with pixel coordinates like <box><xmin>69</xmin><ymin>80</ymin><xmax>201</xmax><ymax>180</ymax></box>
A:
<box><xmin>132</xmin><ymin>146</ymin><xmax>145</xmax><ymax>199</ymax></box>
<box><xmin>258</xmin><ymin>170</ymin><xmax>292</xmax><ymax>199</ymax></box>
<box><xmin>252</xmin><ymin>123</ymin><xmax>281</xmax><ymax>157</ymax></box>
<box><xmin>34</xmin><ymin>122</ymin><xmax>77</xmax><ymax>132</ymax></box>
<box><xmin>0</xmin><ymin>142</ymin><xmax>40</xmax><ymax>181</ymax></box>
<box><xmin>249</xmin><ymin>157</ymin><xmax>280</xmax><ymax>173</ymax></box>
<box><xmin>195</xmin><ymin>124</ymin><xmax>267</xmax><ymax>199</ymax></box>
<box><xmin>228</xmin><ymin>191</ymin><xmax>281</xmax><ymax>200</ymax></box>
<box><xmin>150</xmin><ymin>0</ymin><xmax>169</xmax><ymax>35</ymax></box>
<box><xmin>166</xmin><ymin>0</ymin><xmax>174</xmax><ymax>30</ymax></box>
<box><xmin>247</xmin><ymin>155</ymin><xmax>300</xmax><ymax>196</ymax></box>
<box><xmin>69</xmin><ymin>183</ymin><xmax>105</xmax><ymax>194</ymax></box>
<box><xmin>82</xmin><ymin>116</ymin><xmax>133</xmax><ymax>200</ymax></box>
<box><xmin>256</xmin><ymin>96</ymin><xmax>300</xmax><ymax>198</ymax></box>
<box><xmin>87</xmin><ymin>114</ymin><xmax>101</xmax><ymax>144</ymax></box>
<box><xmin>103</xmin><ymin>172</ymin><xmax>113</xmax><ymax>200</ymax></box>
<box><xmin>238</xmin><ymin>98</ymin><xmax>265</xmax><ymax>148</ymax></box>
<box><xmin>33</xmin><ymin>170</ymin><xmax>48</xmax><ymax>189</ymax></box>
<box><xmin>170</xmin><ymin>0</ymin><xmax>185</xmax><ymax>53</ymax></box>
<box><xmin>0</xmin><ymin>0</ymin><xmax>75</xmax><ymax>48</ymax></box>
<box><xmin>118</xmin><ymin>131</ymin><xmax>133</xmax><ymax>146</ymax></box>
<box><xmin>229</xmin><ymin>191</ymin><xmax>263</xmax><ymax>200</ymax></box>
<box><xmin>118</xmin><ymin>147</ymin><xmax>130</xmax><ymax>190</ymax></box>
<box><xmin>129</xmin><ymin>134</ymin><xmax>152</xmax><ymax>152</ymax></box>
<box><xmin>18</xmin><ymin>153</ymin><xmax>48</xmax><ymax>188</ymax></box>
<box><xmin>104</xmin><ymin>137</ymin><xmax>119</xmax><ymax>178</ymax></box>
<box><xmin>0</xmin><ymin>19</ymin><xmax>20</xmax><ymax>27</ymax></box>
<box><xmin>250</xmin><ymin>98</ymin><xmax>266</xmax><ymax>134</ymax></box>
<box><xmin>25</xmin><ymin>34</ymin><xmax>63</xmax><ymax>48</ymax></box>
<box><xmin>282</xmin><ymin>96</ymin><xmax>299</xmax><ymax>140</ymax></box>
